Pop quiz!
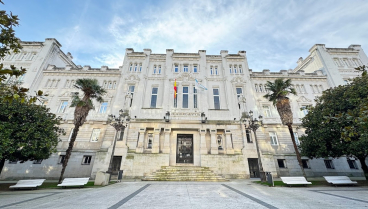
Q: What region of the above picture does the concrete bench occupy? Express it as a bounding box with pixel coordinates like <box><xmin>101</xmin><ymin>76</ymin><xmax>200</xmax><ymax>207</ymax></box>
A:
<box><xmin>9</xmin><ymin>179</ymin><xmax>46</xmax><ymax>190</ymax></box>
<box><xmin>280</xmin><ymin>177</ymin><xmax>312</xmax><ymax>186</ymax></box>
<box><xmin>57</xmin><ymin>178</ymin><xmax>90</xmax><ymax>188</ymax></box>
<box><xmin>323</xmin><ymin>176</ymin><xmax>357</xmax><ymax>186</ymax></box>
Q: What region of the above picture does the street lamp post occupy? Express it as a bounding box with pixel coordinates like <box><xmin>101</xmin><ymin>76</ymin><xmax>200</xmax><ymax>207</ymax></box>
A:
<box><xmin>106</xmin><ymin>109</ymin><xmax>130</xmax><ymax>177</ymax></box>
<box><xmin>243</xmin><ymin>110</ymin><xmax>266</xmax><ymax>182</ymax></box>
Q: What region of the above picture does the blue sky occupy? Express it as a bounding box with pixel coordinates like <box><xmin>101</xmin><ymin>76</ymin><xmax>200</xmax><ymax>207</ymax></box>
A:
<box><xmin>3</xmin><ymin>0</ymin><xmax>368</xmax><ymax>71</ymax></box>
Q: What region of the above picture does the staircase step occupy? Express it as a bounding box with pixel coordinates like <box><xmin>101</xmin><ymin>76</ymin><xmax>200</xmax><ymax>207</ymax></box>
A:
<box><xmin>142</xmin><ymin>166</ymin><xmax>228</xmax><ymax>182</ymax></box>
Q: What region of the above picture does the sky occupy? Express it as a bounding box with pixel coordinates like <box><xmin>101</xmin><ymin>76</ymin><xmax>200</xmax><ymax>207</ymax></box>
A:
<box><xmin>2</xmin><ymin>0</ymin><xmax>368</xmax><ymax>71</ymax></box>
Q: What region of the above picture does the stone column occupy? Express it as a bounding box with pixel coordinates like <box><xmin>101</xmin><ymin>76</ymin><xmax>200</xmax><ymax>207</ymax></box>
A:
<box><xmin>200</xmin><ymin>129</ymin><xmax>207</xmax><ymax>154</ymax></box>
<box><xmin>136</xmin><ymin>128</ymin><xmax>146</xmax><ymax>153</ymax></box>
<box><xmin>152</xmin><ymin>128</ymin><xmax>160</xmax><ymax>153</ymax></box>
<box><xmin>210</xmin><ymin>129</ymin><xmax>218</xmax><ymax>154</ymax></box>
<box><xmin>225</xmin><ymin>130</ymin><xmax>234</xmax><ymax>154</ymax></box>
<box><xmin>163</xmin><ymin>128</ymin><xmax>171</xmax><ymax>153</ymax></box>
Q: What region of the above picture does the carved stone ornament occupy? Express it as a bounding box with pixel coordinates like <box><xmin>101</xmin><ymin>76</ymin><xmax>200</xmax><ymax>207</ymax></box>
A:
<box><xmin>125</xmin><ymin>74</ymin><xmax>140</xmax><ymax>81</ymax></box>
<box><xmin>230</xmin><ymin>76</ymin><xmax>246</xmax><ymax>84</ymax></box>
<box><xmin>296</xmin><ymin>96</ymin><xmax>312</xmax><ymax>102</ymax></box>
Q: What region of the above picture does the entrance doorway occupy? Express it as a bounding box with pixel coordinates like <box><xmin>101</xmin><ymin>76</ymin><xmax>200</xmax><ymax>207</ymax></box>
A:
<box><xmin>248</xmin><ymin>158</ymin><xmax>260</xmax><ymax>178</ymax></box>
<box><xmin>176</xmin><ymin>134</ymin><xmax>193</xmax><ymax>164</ymax></box>
<box><xmin>111</xmin><ymin>156</ymin><xmax>122</xmax><ymax>175</ymax></box>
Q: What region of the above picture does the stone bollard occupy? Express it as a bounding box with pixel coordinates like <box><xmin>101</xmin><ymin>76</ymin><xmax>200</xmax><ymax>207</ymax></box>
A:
<box><xmin>94</xmin><ymin>171</ymin><xmax>110</xmax><ymax>186</ymax></box>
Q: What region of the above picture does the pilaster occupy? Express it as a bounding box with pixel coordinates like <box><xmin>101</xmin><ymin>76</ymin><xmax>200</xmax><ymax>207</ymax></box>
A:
<box><xmin>136</xmin><ymin>128</ymin><xmax>146</xmax><ymax>153</ymax></box>
<box><xmin>163</xmin><ymin>128</ymin><xmax>171</xmax><ymax>153</ymax></box>
<box><xmin>225</xmin><ymin>130</ymin><xmax>234</xmax><ymax>154</ymax></box>
<box><xmin>152</xmin><ymin>128</ymin><xmax>160</xmax><ymax>153</ymax></box>
<box><xmin>210</xmin><ymin>129</ymin><xmax>218</xmax><ymax>154</ymax></box>
<box><xmin>200</xmin><ymin>129</ymin><xmax>207</xmax><ymax>154</ymax></box>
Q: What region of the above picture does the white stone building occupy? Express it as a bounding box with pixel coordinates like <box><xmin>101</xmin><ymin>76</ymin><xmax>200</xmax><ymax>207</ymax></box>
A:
<box><xmin>1</xmin><ymin>39</ymin><xmax>367</xmax><ymax>180</ymax></box>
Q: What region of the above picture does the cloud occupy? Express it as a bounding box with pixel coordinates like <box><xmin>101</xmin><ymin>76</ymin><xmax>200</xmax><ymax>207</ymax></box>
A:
<box><xmin>55</xmin><ymin>0</ymin><xmax>368</xmax><ymax>71</ymax></box>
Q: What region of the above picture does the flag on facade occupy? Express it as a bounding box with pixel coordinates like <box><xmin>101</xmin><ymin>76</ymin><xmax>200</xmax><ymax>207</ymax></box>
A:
<box><xmin>174</xmin><ymin>79</ymin><xmax>177</xmax><ymax>98</ymax></box>
<box><xmin>195</xmin><ymin>79</ymin><xmax>207</xmax><ymax>90</ymax></box>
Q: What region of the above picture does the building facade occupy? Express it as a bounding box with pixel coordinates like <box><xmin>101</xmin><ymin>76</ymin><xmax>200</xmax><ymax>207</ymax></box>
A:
<box><xmin>1</xmin><ymin>39</ymin><xmax>367</xmax><ymax>180</ymax></box>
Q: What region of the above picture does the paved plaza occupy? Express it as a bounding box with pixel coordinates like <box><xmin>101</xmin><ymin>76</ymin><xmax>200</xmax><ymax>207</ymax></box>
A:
<box><xmin>0</xmin><ymin>180</ymin><xmax>367</xmax><ymax>209</ymax></box>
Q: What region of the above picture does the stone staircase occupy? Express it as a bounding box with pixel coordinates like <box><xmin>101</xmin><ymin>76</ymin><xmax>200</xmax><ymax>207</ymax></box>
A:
<box><xmin>142</xmin><ymin>166</ymin><xmax>228</xmax><ymax>181</ymax></box>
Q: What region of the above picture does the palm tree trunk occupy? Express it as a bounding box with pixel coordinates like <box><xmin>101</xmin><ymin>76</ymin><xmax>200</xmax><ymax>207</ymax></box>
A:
<box><xmin>0</xmin><ymin>158</ymin><xmax>5</xmax><ymax>176</ymax></box>
<box><xmin>287</xmin><ymin>125</ymin><xmax>307</xmax><ymax>178</ymax></box>
<box><xmin>357</xmin><ymin>156</ymin><xmax>368</xmax><ymax>180</ymax></box>
<box><xmin>58</xmin><ymin>125</ymin><xmax>80</xmax><ymax>184</ymax></box>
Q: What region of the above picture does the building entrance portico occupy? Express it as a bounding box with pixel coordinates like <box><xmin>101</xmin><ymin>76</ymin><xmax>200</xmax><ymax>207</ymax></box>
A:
<box><xmin>176</xmin><ymin>134</ymin><xmax>193</xmax><ymax>164</ymax></box>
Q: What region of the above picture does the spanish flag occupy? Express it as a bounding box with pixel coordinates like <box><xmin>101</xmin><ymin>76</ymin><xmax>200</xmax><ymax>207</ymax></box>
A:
<box><xmin>174</xmin><ymin>79</ymin><xmax>177</xmax><ymax>98</ymax></box>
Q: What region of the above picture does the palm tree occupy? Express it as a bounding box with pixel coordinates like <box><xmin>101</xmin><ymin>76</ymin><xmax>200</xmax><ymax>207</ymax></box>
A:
<box><xmin>264</xmin><ymin>78</ymin><xmax>306</xmax><ymax>178</ymax></box>
<box><xmin>58</xmin><ymin>78</ymin><xmax>106</xmax><ymax>183</ymax></box>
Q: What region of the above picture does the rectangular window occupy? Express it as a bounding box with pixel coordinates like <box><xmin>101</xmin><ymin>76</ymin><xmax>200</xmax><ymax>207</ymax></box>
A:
<box><xmin>182</xmin><ymin>87</ymin><xmax>189</xmax><ymax>108</ymax></box>
<box><xmin>129</xmin><ymin>85</ymin><xmax>135</xmax><ymax>107</ymax></box>
<box><xmin>213</xmin><ymin>88</ymin><xmax>220</xmax><ymax>109</ymax></box>
<box><xmin>193</xmin><ymin>65</ymin><xmax>198</xmax><ymax>73</ymax></box>
<box><xmin>158</xmin><ymin>66</ymin><xmax>161</xmax><ymax>74</ymax></box>
<box><xmin>99</xmin><ymin>102</ymin><xmax>108</xmax><ymax>113</ymax></box>
<box><xmin>58</xmin><ymin>155</ymin><xmax>66</xmax><ymax>164</ymax></box>
<box><xmin>246</xmin><ymin>130</ymin><xmax>252</xmax><ymax>143</ymax></box>
<box><xmin>234</xmin><ymin>66</ymin><xmax>237</xmax><ymax>73</ymax></box>
<box><xmin>239</xmin><ymin>66</ymin><xmax>242</xmax><ymax>73</ymax></box>
<box><xmin>333</xmin><ymin>59</ymin><xmax>340</xmax><ymax>66</ymax></box>
<box><xmin>90</xmin><ymin>129</ymin><xmax>101</xmax><ymax>142</ymax></box>
<box><xmin>236</xmin><ymin>87</ymin><xmax>243</xmax><ymax>99</ymax></box>
<box><xmin>82</xmin><ymin>155</ymin><xmax>92</xmax><ymax>165</ymax></box>
<box><xmin>229</xmin><ymin>65</ymin><xmax>232</xmax><ymax>74</ymax></box>
<box><xmin>134</xmin><ymin>64</ymin><xmax>137</xmax><ymax>71</ymax></box>
<box><xmin>263</xmin><ymin>106</ymin><xmax>271</xmax><ymax>117</ymax></box>
<box><xmin>210</xmin><ymin>67</ymin><xmax>213</xmax><ymax>75</ymax></box>
<box><xmin>269</xmin><ymin>132</ymin><xmax>278</xmax><ymax>145</ymax></box>
<box><xmin>255</xmin><ymin>84</ymin><xmax>258</xmax><ymax>92</ymax></box>
<box><xmin>324</xmin><ymin>160</ymin><xmax>335</xmax><ymax>169</ymax></box>
<box><xmin>153</xmin><ymin>66</ymin><xmax>157</xmax><ymax>74</ymax></box>
<box><xmin>277</xmin><ymin>159</ymin><xmax>286</xmax><ymax>168</ymax></box>
<box><xmin>58</xmin><ymin>101</ymin><xmax>68</xmax><ymax>113</ymax></box>
<box><xmin>68</xmin><ymin>128</ymin><xmax>74</xmax><ymax>141</ymax></box>
<box><xmin>129</xmin><ymin>64</ymin><xmax>133</xmax><ymax>71</ymax></box>
<box><xmin>150</xmin><ymin>87</ymin><xmax>158</xmax><ymax>108</ymax></box>
<box><xmin>174</xmin><ymin>65</ymin><xmax>179</xmax><ymax>72</ymax></box>
<box><xmin>183</xmin><ymin>65</ymin><xmax>188</xmax><ymax>72</ymax></box>
<box><xmin>301</xmin><ymin>106</ymin><xmax>309</xmax><ymax>117</ymax></box>
<box><xmin>294</xmin><ymin>133</ymin><xmax>300</xmax><ymax>145</ymax></box>
<box><xmin>302</xmin><ymin>159</ymin><xmax>310</xmax><ymax>169</ymax></box>
<box><xmin>215</xmin><ymin>67</ymin><xmax>218</xmax><ymax>75</ymax></box>
<box><xmin>347</xmin><ymin>159</ymin><xmax>358</xmax><ymax>169</ymax></box>
<box><xmin>139</xmin><ymin>64</ymin><xmax>142</xmax><ymax>72</ymax></box>
<box><xmin>33</xmin><ymin>159</ymin><xmax>43</xmax><ymax>164</ymax></box>
<box><xmin>193</xmin><ymin>87</ymin><xmax>198</xmax><ymax>108</ymax></box>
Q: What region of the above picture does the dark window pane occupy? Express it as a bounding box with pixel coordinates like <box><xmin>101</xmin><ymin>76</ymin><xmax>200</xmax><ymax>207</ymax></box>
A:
<box><xmin>152</xmin><ymin>87</ymin><xmax>158</xmax><ymax>94</ymax></box>
<box><xmin>277</xmin><ymin>159</ymin><xmax>285</xmax><ymax>168</ymax></box>
<box><xmin>151</xmin><ymin>95</ymin><xmax>157</xmax><ymax>108</ymax></box>
<box><xmin>213</xmin><ymin>89</ymin><xmax>219</xmax><ymax>95</ymax></box>
<box><xmin>183</xmin><ymin>87</ymin><xmax>188</xmax><ymax>93</ymax></box>
<box><xmin>214</xmin><ymin>96</ymin><xmax>220</xmax><ymax>109</ymax></box>
<box><xmin>236</xmin><ymin>88</ymin><xmax>242</xmax><ymax>94</ymax></box>
<box><xmin>183</xmin><ymin>95</ymin><xmax>188</xmax><ymax>108</ymax></box>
